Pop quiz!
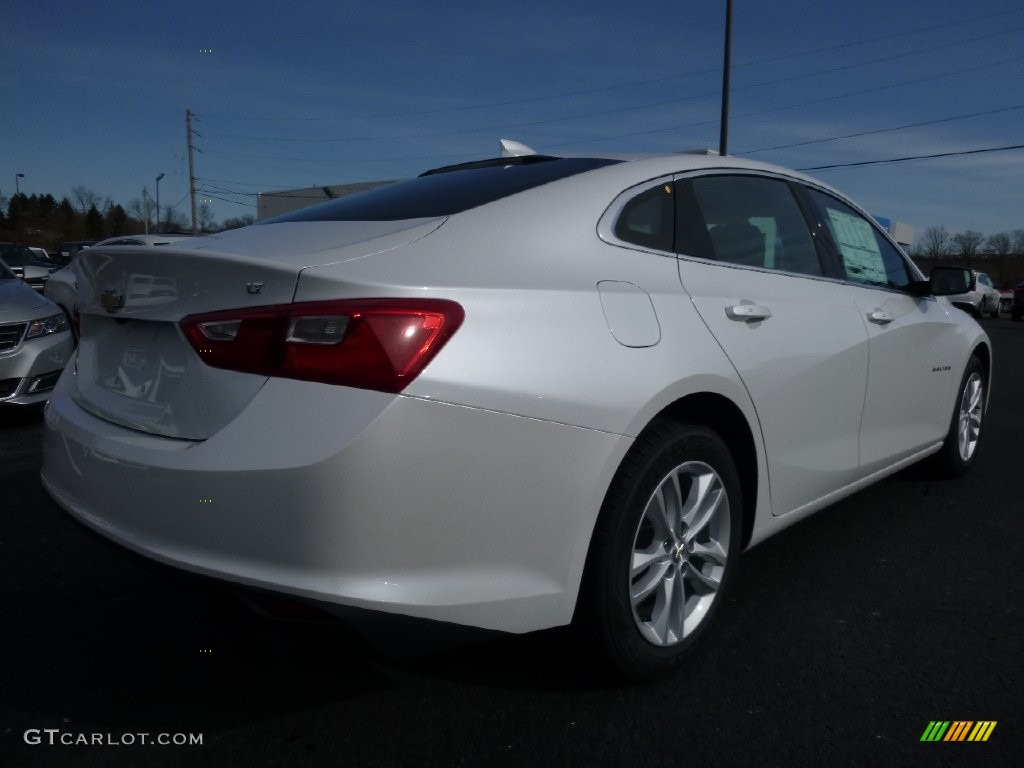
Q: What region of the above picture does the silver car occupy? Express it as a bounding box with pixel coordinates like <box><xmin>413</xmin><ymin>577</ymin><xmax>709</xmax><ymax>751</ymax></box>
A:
<box><xmin>42</xmin><ymin>146</ymin><xmax>989</xmax><ymax>679</ymax></box>
<box><xmin>949</xmin><ymin>270</ymin><xmax>1000</xmax><ymax>318</ymax></box>
<box><xmin>0</xmin><ymin>260</ymin><xmax>74</xmax><ymax>405</ymax></box>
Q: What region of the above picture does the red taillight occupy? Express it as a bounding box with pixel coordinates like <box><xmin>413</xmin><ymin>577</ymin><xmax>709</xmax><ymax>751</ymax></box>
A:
<box><xmin>180</xmin><ymin>299</ymin><xmax>464</xmax><ymax>393</ymax></box>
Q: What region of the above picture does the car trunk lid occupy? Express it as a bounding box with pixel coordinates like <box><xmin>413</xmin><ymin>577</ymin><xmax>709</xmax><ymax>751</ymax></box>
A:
<box><xmin>70</xmin><ymin>219</ymin><xmax>443</xmax><ymax>439</ymax></box>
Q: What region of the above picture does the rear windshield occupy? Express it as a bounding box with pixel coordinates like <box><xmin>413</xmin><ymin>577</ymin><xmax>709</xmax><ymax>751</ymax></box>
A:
<box><xmin>265</xmin><ymin>157</ymin><xmax>620</xmax><ymax>222</ymax></box>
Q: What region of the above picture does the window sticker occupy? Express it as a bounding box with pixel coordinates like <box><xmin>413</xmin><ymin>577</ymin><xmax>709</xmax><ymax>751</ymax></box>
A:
<box><xmin>826</xmin><ymin>208</ymin><xmax>887</xmax><ymax>285</ymax></box>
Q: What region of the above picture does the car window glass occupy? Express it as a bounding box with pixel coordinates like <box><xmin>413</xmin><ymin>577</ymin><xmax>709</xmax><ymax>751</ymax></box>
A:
<box><xmin>807</xmin><ymin>189</ymin><xmax>911</xmax><ymax>289</ymax></box>
<box><xmin>614</xmin><ymin>183</ymin><xmax>674</xmax><ymax>251</ymax></box>
<box><xmin>678</xmin><ymin>175</ymin><xmax>822</xmax><ymax>276</ymax></box>
<box><xmin>0</xmin><ymin>244</ymin><xmax>35</xmax><ymax>266</ymax></box>
<box><xmin>270</xmin><ymin>157</ymin><xmax>621</xmax><ymax>222</ymax></box>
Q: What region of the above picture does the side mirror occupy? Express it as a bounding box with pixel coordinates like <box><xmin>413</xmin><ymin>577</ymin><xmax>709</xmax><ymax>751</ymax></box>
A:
<box><xmin>21</xmin><ymin>265</ymin><xmax>50</xmax><ymax>282</ymax></box>
<box><xmin>927</xmin><ymin>266</ymin><xmax>974</xmax><ymax>297</ymax></box>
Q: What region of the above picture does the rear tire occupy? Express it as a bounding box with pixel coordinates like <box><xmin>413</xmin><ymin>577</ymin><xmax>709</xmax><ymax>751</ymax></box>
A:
<box><xmin>577</xmin><ymin>421</ymin><xmax>742</xmax><ymax>681</ymax></box>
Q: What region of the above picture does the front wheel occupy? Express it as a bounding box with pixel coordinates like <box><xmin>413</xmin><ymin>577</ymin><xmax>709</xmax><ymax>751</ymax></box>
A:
<box><xmin>578</xmin><ymin>421</ymin><xmax>742</xmax><ymax>681</ymax></box>
<box><xmin>930</xmin><ymin>356</ymin><xmax>986</xmax><ymax>477</ymax></box>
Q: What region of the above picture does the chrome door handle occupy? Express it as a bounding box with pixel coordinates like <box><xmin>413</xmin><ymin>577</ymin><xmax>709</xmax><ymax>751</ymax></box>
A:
<box><xmin>867</xmin><ymin>310</ymin><xmax>894</xmax><ymax>325</ymax></box>
<box><xmin>726</xmin><ymin>304</ymin><xmax>772</xmax><ymax>321</ymax></box>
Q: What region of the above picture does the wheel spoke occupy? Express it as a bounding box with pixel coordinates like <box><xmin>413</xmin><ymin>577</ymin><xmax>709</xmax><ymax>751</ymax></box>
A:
<box><xmin>632</xmin><ymin>543</ymin><xmax>669</xmax><ymax>576</ymax></box>
<box><xmin>642</xmin><ymin>490</ymin><xmax>672</xmax><ymax>543</ymax></box>
<box><xmin>630</xmin><ymin>558</ymin><xmax>672</xmax><ymax>604</ymax></box>
<box><xmin>690</xmin><ymin>540</ymin><xmax>728</xmax><ymax>566</ymax></box>
<box><xmin>682</xmin><ymin>472</ymin><xmax>725</xmax><ymax>539</ymax></box>
<box><xmin>685</xmin><ymin>563</ymin><xmax>721</xmax><ymax>595</ymax></box>
<box><xmin>647</xmin><ymin>573</ymin><xmax>688</xmax><ymax>643</ymax></box>
<box><xmin>967</xmin><ymin>378</ymin><xmax>982</xmax><ymax>412</ymax></box>
<box><xmin>666</xmin><ymin>569</ymin><xmax>687</xmax><ymax>643</ymax></box>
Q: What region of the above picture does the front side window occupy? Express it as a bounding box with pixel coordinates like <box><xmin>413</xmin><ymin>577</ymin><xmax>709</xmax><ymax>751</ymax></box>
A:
<box><xmin>806</xmin><ymin>189</ymin><xmax>912</xmax><ymax>289</ymax></box>
<box><xmin>676</xmin><ymin>175</ymin><xmax>823</xmax><ymax>277</ymax></box>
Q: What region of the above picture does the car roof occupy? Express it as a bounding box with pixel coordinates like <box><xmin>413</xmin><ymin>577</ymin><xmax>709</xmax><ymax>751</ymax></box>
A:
<box><xmin>92</xmin><ymin>234</ymin><xmax>194</xmax><ymax>247</ymax></box>
<box><xmin>270</xmin><ymin>151</ymin><xmax>844</xmax><ymax>226</ymax></box>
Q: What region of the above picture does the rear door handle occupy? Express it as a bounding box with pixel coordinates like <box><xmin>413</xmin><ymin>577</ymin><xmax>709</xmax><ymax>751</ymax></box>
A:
<box><xmin>867</xmin><ymin>310</ymin><xmax>894</xmax><ymax>325</ymax></box>
<box><xmin>726</xmin><ymin>304</ymin><xmax>772</xmax><ymax>322</ymax></box>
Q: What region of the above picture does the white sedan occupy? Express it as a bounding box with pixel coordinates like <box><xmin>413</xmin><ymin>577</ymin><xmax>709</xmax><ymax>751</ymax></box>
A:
<box><xmin>41</xmin><ymin>145</ymin><xmax>990</xmax><ymax>679</ymax></box>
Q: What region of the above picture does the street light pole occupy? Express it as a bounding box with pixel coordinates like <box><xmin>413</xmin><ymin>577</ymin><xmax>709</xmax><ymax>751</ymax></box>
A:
<box><xmin>155</xmin><ymin>173</ymin><xmax>165</xmax><ymax>232</ymax></box>
<box><xmin>15</xmin><ymin>173</ymin><xmax>25</xmax><ymax>195</ymax></box>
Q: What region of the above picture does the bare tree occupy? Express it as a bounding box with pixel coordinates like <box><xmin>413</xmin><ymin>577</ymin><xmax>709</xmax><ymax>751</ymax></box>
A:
<box><xmin>161</xmin><ymin>205</ymin><xmax>189</xmax><ymax>232</ymax></box>
<box><xmin>196</xmin><ymin>204</ymin><xmax>216</xmax><ymax>233</ymax></box>
<box><xmin>1012</xmin><ymin>229</ymin><xmax>1024</xmax><ymax>256</ymax></box>
<box><xmin>987</xmin><ymin>233</ymin><xmax>1011</xmax><ymax>258</ymax></box>
<box><xmin>920</xmin><ymin>225</ymin><xmax>949</xmax><ymax>259</ymax></box>
<box><xmin>220</xmin><ymin>214</ymin><xmax>255</xmax><ymax>230</ymax></box>
<box><xmin>951</xmin><ymin>230</ymin><xmax>984</xmax><ymax>263</ymax></box>
<box><xmin>70</xmin><ymin>185</ymin><xmax>101</xmax><ymax>214</ymax></box>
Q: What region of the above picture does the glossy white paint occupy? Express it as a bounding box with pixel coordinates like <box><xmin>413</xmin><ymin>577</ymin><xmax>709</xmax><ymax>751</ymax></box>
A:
<box><xmin>678</xmin><ymin>258</ymin><xmax>868</xmax><ymax>517</ymax></box>
<box><xmin>597</xmin><ymin>281</ymin><xmax>661</xmax><ymax>348</ymax></box>
<box><xmin>41</xmin><ymin>153</ymin><xmax>991</xmax><ymax>635</ymax></box>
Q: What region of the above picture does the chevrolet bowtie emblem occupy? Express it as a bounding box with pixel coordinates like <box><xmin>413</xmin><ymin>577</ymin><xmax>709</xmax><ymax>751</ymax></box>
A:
<box><xmin>100</xmin><ymin>289</ymin><xmax>125</xmax><ymax>313</ymax></box>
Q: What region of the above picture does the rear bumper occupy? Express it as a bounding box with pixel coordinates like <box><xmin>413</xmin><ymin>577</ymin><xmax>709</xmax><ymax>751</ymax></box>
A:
<box><xmin>41</xmin><ymin>376</ymin><xmax>630</xmax><ymax>633</ymax></box>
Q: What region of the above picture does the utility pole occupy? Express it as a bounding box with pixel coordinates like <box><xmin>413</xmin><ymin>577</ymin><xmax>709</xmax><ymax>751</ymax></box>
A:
<box><xmin>718</xmin><ymin>0</ymin><xmax>733</xmax><ymax>156</ymax></box>
<box><xmin>142</xmin><ymin>187</ymin><xmax>150</xmax><ymax>234</ymax></box>
<box><xmin>186</xmin><ymin>109</ymin><xmax>199</xmax><ymax>235</ymax></box>
<box><xmin>155</xmin><ymin>172</ymin><xmax>164</xmax><ymax>232</ymax></box>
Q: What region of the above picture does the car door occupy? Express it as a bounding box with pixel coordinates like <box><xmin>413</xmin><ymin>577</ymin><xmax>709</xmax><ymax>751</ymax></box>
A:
<box><xmin>801</xmin><ymin>187</ymin><xmax>961</xmax><ymax>473</ymax></box>
<box><xmin>673</xmin><ymin>173</ymin><xmax>870</xmax><ymax>517</ymax></box>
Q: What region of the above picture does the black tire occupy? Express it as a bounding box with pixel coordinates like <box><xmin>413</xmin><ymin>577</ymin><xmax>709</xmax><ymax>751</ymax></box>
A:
<box><xmin>577</xmin><ymin>421</ymin><xmax>742</xmax><ymax>681</ymax></box>
<box><xmin>929</xmin><ymin>355</ymin><xmax>986</xmax><ymax>477</ymax></box>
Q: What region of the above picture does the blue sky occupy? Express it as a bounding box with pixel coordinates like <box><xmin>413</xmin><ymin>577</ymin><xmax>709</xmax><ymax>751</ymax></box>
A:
<box><xmin>3</xmin><ymin>0</ymin><xmax>1022</xmax><ymax>239</ymax></box>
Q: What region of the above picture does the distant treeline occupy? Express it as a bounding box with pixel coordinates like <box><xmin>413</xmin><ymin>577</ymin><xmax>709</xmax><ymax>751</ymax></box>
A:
<box><xmin>0</xmin><ymin>188</ymin><xmax>254</xmax><ymax>249</ymax></box>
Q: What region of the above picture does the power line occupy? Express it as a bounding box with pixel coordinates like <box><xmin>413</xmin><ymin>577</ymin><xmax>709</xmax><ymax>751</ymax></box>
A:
<box><xmin>194</xmin><ymin>191</ymin><xmax>256</xmax><ymax>208</ymax></box>
<box><xmin>798</xmin><ymin>144</ymin><xmax>1024</xmax><ymax>170</ymax></box>
<box><xmin>200</xmin><ymin>27</ymin><xmax>1024</xmax><ymax>147</ymax></box>
<box><xmin>550</xmin><ymin>53</ymin><xmax>1024</xmax><ymax>148</ymax></box>
<box><xmin>199</xmin><ymin>7</ymin><xmax>1024</xmax><ymax>125</ymax></box>
<box><xmin>738</xmin><ymin>103</ymin><xmax>1024</xmax><ymax>155</ymax></box>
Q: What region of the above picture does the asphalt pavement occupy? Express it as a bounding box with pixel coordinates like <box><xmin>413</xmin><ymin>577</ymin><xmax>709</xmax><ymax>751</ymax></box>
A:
<box><xmin>1</xmin><ymin>318</ymin><xmax>1020</xmax><ymax>768</ymax></box>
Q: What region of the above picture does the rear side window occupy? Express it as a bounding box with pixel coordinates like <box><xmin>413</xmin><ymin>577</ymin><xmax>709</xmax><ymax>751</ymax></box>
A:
<box><xmin>806</xmin><ymin>189</ymin><xmax>911</xmax><ymax>289</ymax></box>
<box><xmin>267</xmin><ymin>157</ymin><xmax>621</xmax><ymax>222</ymax></box>
<box><xmin>614</xmin><ymin>183</ymin><xmax>675</xmax><ymax>252</ymax></box>
<box><xmin>678</xmin><ymin>175</ymin><xmax>823</xmax><ymax>277</ymax></box>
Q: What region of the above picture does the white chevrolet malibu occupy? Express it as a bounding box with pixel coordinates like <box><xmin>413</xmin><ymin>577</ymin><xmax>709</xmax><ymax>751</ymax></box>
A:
<box><xmin>42</xmin><ymin>146</ymin><xmax>990</xmax><ymax>679</ymax></box>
